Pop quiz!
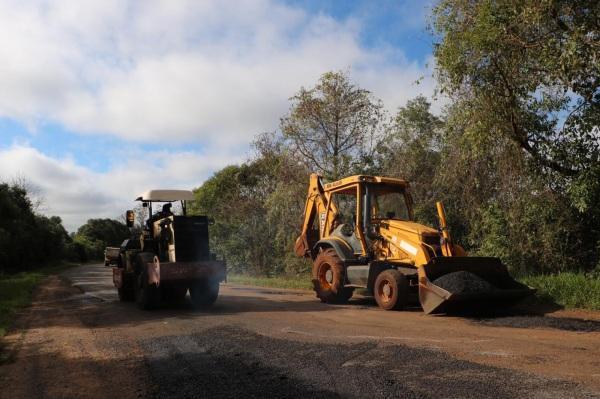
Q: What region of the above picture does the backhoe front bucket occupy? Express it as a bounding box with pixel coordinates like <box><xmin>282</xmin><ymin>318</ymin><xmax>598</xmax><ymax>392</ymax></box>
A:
<box><xmin>418</xmin><ymin>257</ymin><xmax>535</xmax><ymax>314</ymax></box>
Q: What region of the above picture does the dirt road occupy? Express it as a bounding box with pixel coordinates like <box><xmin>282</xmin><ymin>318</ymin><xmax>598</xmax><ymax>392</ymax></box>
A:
<box><xmin>1</xmin><ymin>264</ymin><xmax>599</xmax><ymax>398</ymax></box>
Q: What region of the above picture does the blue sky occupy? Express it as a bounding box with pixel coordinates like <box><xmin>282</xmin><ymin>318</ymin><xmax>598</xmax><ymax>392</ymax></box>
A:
<box><xmin>0</xmin><ymin>0</ymin><xmax>438</xmax><ymax>230</ymax></box>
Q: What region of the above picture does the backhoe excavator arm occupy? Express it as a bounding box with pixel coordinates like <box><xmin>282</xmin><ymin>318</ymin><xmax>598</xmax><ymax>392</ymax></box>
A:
<box><xmin>294</xmin><ymin>173</ymin><xmax>334</xmax><ymax>257</ymax></box>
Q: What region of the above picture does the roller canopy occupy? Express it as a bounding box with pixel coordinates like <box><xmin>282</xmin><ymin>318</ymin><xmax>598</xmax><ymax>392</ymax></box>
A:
<box><xmin>136</xmin><ymin>190</ymin><xmax>195</xmax><ymax>202</ymax></box>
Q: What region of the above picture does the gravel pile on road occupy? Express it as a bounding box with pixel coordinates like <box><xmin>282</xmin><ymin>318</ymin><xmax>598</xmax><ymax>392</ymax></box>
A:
<box><xmin>433</xmin><ymin>271</ymin><xmax>496</xmax><ymax>294</ymax></box>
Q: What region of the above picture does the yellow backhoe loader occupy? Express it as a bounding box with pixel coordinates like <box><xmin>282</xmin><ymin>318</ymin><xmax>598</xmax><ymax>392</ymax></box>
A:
<box><xmin>295</xmin><ymin>174</ymin><xmax>534</xmax><ymax>314</ymax></box>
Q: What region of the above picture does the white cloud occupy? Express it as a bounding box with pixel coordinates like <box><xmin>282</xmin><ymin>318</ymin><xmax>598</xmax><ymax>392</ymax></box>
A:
<box><xmin>0</xmin><ymin>0</ymin><xmax>437</xmax><ymax>143</ymax></box>
<box><xmin>0</xmin><ymin>0</ymin><xmax>439</xmax><ymax>229</ymax></box>
<box><xmin>0</xmin><ymin>144</ymin><xmax>242</xmax><ymax>231</ymax></box>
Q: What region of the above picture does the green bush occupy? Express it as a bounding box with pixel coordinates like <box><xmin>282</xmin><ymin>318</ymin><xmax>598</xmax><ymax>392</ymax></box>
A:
<box><xmin>521</xmin><ymin>273</ymin><xmax>600</xmax><ymax>311</ymax></box>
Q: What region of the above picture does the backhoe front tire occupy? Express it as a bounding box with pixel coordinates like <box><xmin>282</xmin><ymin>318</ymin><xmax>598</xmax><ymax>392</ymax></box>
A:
<box><xmin>312</xmin><ymin>248</ymin><xmax>353</xmax><ymax>304</ymax></box>
<box><xmin>374</xmin><ymin>269</ymin><xmax>408</xmax><ymax>310</ymax></box>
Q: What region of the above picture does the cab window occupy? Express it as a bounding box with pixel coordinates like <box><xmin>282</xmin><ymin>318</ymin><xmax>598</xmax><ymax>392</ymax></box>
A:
<box><xmin>370</xmin><ymin>185</ymin><xmax>410</xmax><ymax>221</ymax></box>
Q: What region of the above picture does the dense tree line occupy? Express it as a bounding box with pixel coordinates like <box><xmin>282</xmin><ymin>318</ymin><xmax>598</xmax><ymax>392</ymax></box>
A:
<box><xmin>194</xmin><ymin>0</ymin><xmax>599</xmax><ymax>277</ymax></box>
<box><xmin>0</xmin><ymin>182</ymin><xmax>130</xmax><ymax>273</ymax></box>
<box><xmin>432</xmin><ymin>0</ymin><xmax>600</xmax><ymax>274</ymax></box>
<box><xmin>72</xmin><ymin>218</ymin><xmax>131</xmax><ymax>261</ymax></box>
<box><xmin>0</xmin><ymin>183</ymin><xmax>70</xmax><ymax>273</ymax></box>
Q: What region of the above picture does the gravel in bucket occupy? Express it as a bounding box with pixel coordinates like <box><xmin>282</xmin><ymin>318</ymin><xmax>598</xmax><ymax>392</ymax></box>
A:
<box><xmin>433</xmin><ymin>271</ymin><xmax>496</xmax><ymax>294</ymax></box>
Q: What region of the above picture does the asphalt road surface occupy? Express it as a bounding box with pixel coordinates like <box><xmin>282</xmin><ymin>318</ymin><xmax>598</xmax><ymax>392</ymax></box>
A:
<box><xmin>1</xmin><ymin>264</ymin><xmax>600</xmax><ymax>398</ymax></box>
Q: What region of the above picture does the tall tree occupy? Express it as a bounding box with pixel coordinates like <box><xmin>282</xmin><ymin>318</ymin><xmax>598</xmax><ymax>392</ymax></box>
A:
<box><xmin>76</xmin><ymin>218</ymin><xmax>130</xmax><ymax>246</ymax></box>
<box><xmin>381</xmin><ymin>96</ymin><xmax>444</xmax><ymax>224</ymax></box>
<box><xmin>75</xmin><ymin>218</ymin><xmax>130</xmax><ymax>252</ymax></box>
<box><xmin>191</xmin><ymin>134</ymin><xmax>310</xmax><ymax>276</ymax></box>
<box><xmin>281</xmin><ymin>71</ymin><xmax>386</xmax><ymax>180</ymax></box>
<box><xmin>433</xmin><ymin>0</ymin><xmax>600</xmax><ymax>271</ymax></box>
<box><xmin>433</xmin><ymin>0</ymin><xmax>599</xmax><ymax>177</ymax></box>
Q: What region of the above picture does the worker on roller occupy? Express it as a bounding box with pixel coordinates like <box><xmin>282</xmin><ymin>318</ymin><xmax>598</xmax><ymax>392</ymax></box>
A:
<box><xmin>147</xmin><ymin>203</ymin><xmax>174</xmax><ymax>228</ymax></box>
<box><xmin>160</xmin><ymin>203</ymin><xmax>173</xmax><ymax>217</ymax></box>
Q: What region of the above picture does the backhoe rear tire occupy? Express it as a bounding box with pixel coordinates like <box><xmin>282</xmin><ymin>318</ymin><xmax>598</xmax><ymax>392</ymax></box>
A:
<box><xmin>374</xmin><ymin>269</ymin><xmax>409</xmax><ymax>310</ymax></box>
<box><xmin>312</xmin><ymin>248</ymin><xmax>353</xmax><ymax>304</ymax></box>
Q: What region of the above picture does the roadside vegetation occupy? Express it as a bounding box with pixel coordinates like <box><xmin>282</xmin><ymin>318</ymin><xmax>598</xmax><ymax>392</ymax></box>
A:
<box><xmin>0</xmin><ymin>263</ymin><xmax>75</xmax><ymax>338</ymax></box>
<box><xmin>0</xmin><ymin>271</ymin><xmax>44</xmax><ymax>337</ymax></box>
<box><xmin>0</xmin><ymin>182</ymin><xmax>130</xmax><ymax>274</ymax></box>
<box><xmin>0</xmin><ymin>183</ymin><xmax>129</xmax><ymax>337</ymax></box>
<box><xmin>227</xmin><ymin>274</ymin><xmax>312</xmax><ymax>291</ymax></box>
<box><xmin>522</xmin><ymin>273</ymin><xmax>600</xmax><ymax>311</ymax></box>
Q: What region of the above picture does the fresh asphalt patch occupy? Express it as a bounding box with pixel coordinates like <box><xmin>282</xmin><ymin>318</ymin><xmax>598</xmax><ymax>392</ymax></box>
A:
<box><xmin>139</xmin><ymin>326</ymin><xmax>597</xmax><ymax>399</ymax></box>
<box><xmin>472</xmin><ymin>315</ymin><xmax>600</xmax><ymax>332</ymax></box>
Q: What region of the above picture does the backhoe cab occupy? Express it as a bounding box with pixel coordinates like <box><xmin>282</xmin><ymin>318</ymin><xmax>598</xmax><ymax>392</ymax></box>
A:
<box><xmin>295</xmin><ymin>174</ymin><xmax>533</xmax><ymax>314</ymax></box>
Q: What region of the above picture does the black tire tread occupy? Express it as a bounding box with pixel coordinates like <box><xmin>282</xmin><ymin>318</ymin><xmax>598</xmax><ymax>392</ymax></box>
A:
<box><xmin>311</xmin><ymin>248</ymin><xmax>353</xmax><ymax>304</ymax></box>
<box><xmin>374</xmin><ymin>269</ymin><xmax>409</xmax><ymax>311</ymax></box>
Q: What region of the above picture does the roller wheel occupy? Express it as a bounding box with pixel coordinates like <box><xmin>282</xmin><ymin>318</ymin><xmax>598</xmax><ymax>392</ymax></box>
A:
<box><xmin>312</xmin><ymin>248</ymin><xmax>353</xmax><ymax>304</ymax></box>
<box><xmin>162</xmin><ymin>285</ymin><xmax>188</xmax><ymax>304</ymax></box>
<box><xmin>135</xmin><ymin>253</ymin><xmax>160</xmax><ymax>310</ymax></box>
<box><xmin>189</xmin><ymin>278</ymin><xmax>219</xmax><ymax>308</ymax></box>
<box><xmin>118</xmin><ymin>286</ymin><xmax>134</xmax><ymax>302</ymax></box>
<box><xmin>374</xmin><ymin>269</ymin><xmax>409</xmax><ymax>310</ymax></box>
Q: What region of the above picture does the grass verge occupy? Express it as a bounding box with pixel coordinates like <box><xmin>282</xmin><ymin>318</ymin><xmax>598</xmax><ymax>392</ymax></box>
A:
<box><xmin>228</xmin><ymin>271</ymin><xmax>600</xmax><ymax>312</ymax></box>
<box><xmin>0</xmin><ymin>263</ymin><xmax>76</xmax><ymax>338</ymax></box>
<box><xmin>520</xmin><ymin>272</ymin><xmax>600</xmax><ymax>311</ymax></box>
<box><xmin>227</xmin><ymin>274</ymin><xmax>313</xmax><ymax>291</ymax></box>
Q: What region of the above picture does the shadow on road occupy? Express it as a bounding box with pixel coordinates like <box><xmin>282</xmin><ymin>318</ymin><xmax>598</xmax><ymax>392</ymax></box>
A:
<box><xmin>5</xmin><ymin>325</ymin><xmax>590</xmax><ymax>399</ymax></box>
<box><xmin>1</xmin><ymin>338</ymin><xmax>341</xmax><ymax>399</ymax></box>
<box><xmin>467</xmin><ymin>312</ymin><xmax>600</xmax><ymax>332</ymax></box>
<box><xmin>18</xmin><ymin>280</ymin><xmax>347</xmax><ymax>331</ymax></box>
<box><xmin>143</xmin><ymin>326</ymin><xmax>589</xmax><ymax>398</ymax></box>
<box><xmin>438</xmin><ymin>298</ymin><xmax>600</xmax><ymax>332</ymax></box>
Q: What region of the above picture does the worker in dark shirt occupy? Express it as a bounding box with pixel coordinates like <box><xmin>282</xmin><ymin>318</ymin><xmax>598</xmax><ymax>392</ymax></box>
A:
<box><xmin>147</xmin><ymin>203</ymin><xmax>174</xmax><ymax>228</ymax></box>
<box><xmin>160</xmin><ymin>203</ymin><xmax>173</xmax><ymax>217</ymax></box>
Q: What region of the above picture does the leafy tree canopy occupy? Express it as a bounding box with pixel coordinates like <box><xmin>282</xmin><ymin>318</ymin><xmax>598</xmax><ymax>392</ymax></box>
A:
<box><xmin>433</xmin><ymin>0</ymin><xmax>599</xmax><ymax>177</ymax></box>
<box><xmin>281</xmin><ymin>71</ymin><xmax>386</xmax><ymax>180</ymax></box>
<box><xmin>76</xmin><ymin>218</ymin><xmax>130</xmax><ymax>248</ymax></box>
